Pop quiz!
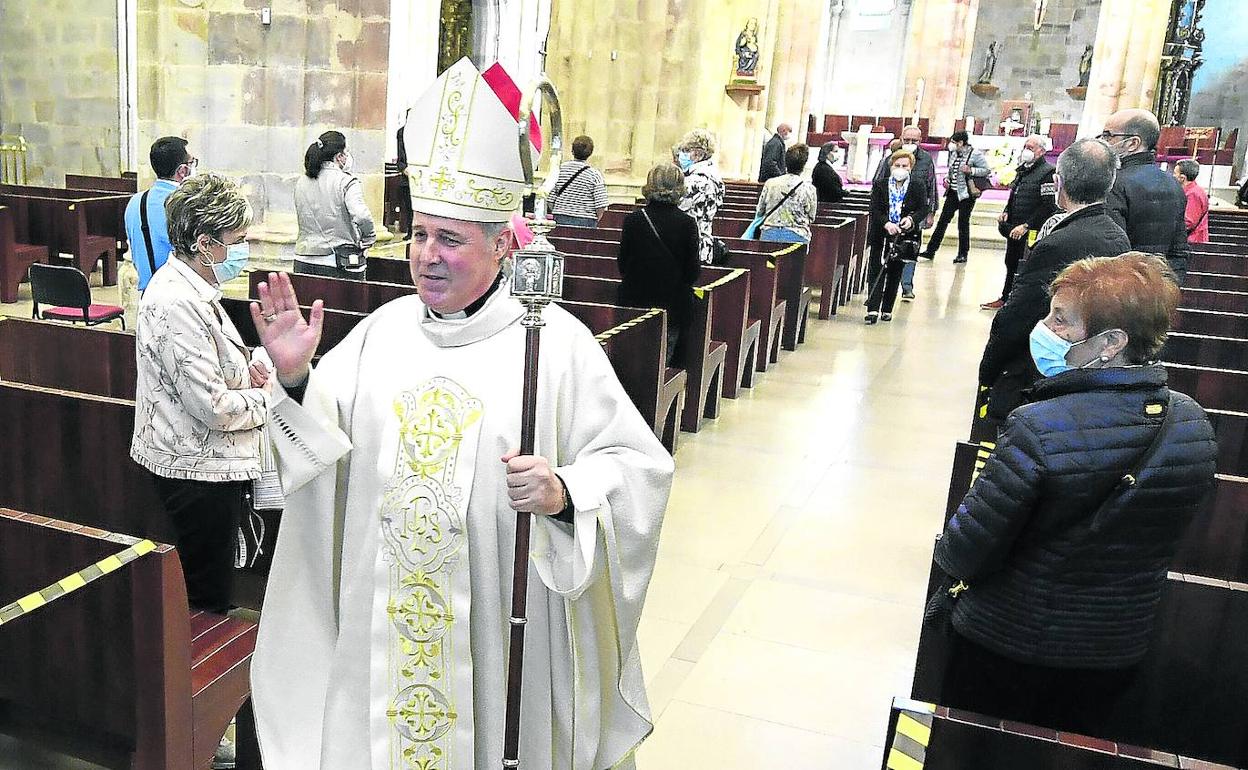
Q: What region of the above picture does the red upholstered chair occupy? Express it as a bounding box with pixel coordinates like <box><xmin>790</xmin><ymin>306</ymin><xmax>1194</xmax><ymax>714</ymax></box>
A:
<box><xmin>29</xmin><ymin>262</ymin><xmax>125</xmax><ymax>328</ymax></box>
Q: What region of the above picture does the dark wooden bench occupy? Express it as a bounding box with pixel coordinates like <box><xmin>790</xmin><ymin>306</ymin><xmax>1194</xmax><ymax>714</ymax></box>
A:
<box><xmin>0</xmin><ymin>316</ymin><xmax>136</xmax><ymax>397</ymax></box>
<box><xmin>880</xmin><ymin>696</ymin><xmax>1240</xmax><ymax>770</ymax></box>
<box><xmin>558</xmin><ymin>273</ymin><xmax>726</xmax><ymax>433</ymax></box>
<box><xmin>1166</xmin><ymin>362</ymin><xmax>1248</xmax><ymax>412</ymax></box>
<box><xmin>0</xmin><ymin>510</ymin><xmax>256</xmax><ymax>770</ymax></box>
<box><xmin>530</xmin><ymin>241</ymin><xmax>761</xmax><ymax>398</ymax></box>
<box><xmin>548</xmin><ymin>227</ymin><xmax>790</xmax><ymax>373</ymax></box>
<box><xmin>1180</xmin><ymin>287</ymin><xmax>1248</xmax><ymax>313</ymax></box>
<box><xmin>1161</xmin><ymin>331</ymin><xmax>1248</xmax><ymax>371</ymax></box>
<box><xmin>65</xmin><ymin>173</ymin><xmax>139</xmax><ymax>194</ymax></box>
<box><xmin>0</xmin><ymin>192</ymin><xmax>120</xmax><ymax>285</ymax></box>
<box><xmin>256</xmin><ymin>271</ymin><xmax>687</xmax><ymax>453</ymax></box>
<box><xmin>1173</xmin><ymin>307</ymin><xmax>1248</xmax><ymax>338</ymax></box>
<box><xmin>0</xmin><ymin>205</ymin><xmax>47</xmax><ymax>303</ymax></box>
<box><xmin>1187</xmin><ymin>271</ymin><xmax>1248</xmax><ymax>292</ymax></box>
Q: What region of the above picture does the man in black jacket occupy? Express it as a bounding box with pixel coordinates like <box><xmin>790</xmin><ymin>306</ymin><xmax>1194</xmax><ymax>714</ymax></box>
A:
<box><xmin>758</xmin><ymin>124</ymin><xmax>791</xmax><ymax>183</ymax></box>
<box><xmin>1100</xmin><ymin>108</ymin><xmax>1191</xmax><ymax>280</ymax></box>
<box><xmin>978</xmin><ymin>138</ymin><xmax>1130</xmax><ymax>421</ymax></box>
<box><xmin>981</xmin><ymin>134</ymin><xmax>1057</xmax><ymax>310</ymax></box>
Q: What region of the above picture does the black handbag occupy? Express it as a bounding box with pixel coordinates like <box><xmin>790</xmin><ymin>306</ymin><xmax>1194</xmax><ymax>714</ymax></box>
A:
<box><xmin>333</xmin><ymin>242</ymin><xmax>366</xmax><ymax>272</ymax></box>
<box><xmin>888</xmin><ymin>238</ymin><xmax>919</xmax><ymax>264</ymax></box>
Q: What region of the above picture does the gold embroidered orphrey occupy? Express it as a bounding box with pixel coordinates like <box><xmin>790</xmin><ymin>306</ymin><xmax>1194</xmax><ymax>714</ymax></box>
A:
<box><xmin>408</xmin><ymin>64</ymin><xmax>519</xmax><ymax>215</ymax></box>
<box><xmin>381</xmin><ymin>377</ymin><xmax>483</xmax><ymax>769</ymax></box>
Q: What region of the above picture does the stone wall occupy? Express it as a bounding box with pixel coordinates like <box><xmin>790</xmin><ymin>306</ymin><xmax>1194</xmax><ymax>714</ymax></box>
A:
<box><xmin>545</xmin><ymin>0</ymin><xmax>834</xmax><ymax>184</ymax></box>
<box><xmin>136</xmin><ymin>0</ymin><xmax>390</xmax><ymax>237</ymax></box>
<box><xmin>0</xmin><ymin>1</ymin><xmax>122</xmax><ymax>186</ymax></box>
<box><xmin>963</xmin><ymin>0</ymin><xmax>1102</xmax><ymax>131</ymax></box>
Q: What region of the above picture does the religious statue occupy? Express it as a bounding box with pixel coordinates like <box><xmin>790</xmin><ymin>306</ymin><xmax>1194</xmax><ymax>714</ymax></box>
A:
<box><xmin>734</xmin><ymin>18</ymin><xmax>760</xmax><ymax>81</ymax></box>
<box><xmin>1078</xmin><ymin>44</ymin><xmax>1093</xmax><ymax>88</ymax></box>
<box><xmin>977</xmin><ymin>41</ymin><xmax>1001</xmax><ymax>85</ymax></box>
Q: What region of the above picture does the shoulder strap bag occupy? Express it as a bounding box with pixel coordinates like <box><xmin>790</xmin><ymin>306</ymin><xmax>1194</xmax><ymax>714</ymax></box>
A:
<box><xmin>747</xmin><ymin>181</ymin><xmax>802</xmax><ymax>240</ymax></box>
<box><xmin>138</xmin><ymin>190</ymin><xmax>159</xmax><ymax>276</ymax></box>
<box><xmin>554</xmin><ymin>164</ymin><xmax>592</xmax><ymax>198</ymax></box>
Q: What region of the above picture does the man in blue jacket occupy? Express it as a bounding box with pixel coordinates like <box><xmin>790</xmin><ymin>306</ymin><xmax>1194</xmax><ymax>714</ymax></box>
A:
<box><xmin>124</xmin><ymin>137</ymin><xmax>197</xmax><ymax>291</ymax></box>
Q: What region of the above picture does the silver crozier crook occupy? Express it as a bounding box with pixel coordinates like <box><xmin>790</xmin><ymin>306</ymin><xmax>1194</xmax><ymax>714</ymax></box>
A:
<box><xmin>501</xmin><ymin>75</ymin><xmax>564</xmax><ymax>770</ymax></box>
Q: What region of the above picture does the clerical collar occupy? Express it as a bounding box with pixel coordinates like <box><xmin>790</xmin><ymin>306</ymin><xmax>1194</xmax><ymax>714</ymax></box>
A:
<box><xmin>429</xmin><ymin>271</ymin><xmax>505</xmax><ymax>320</ymax></box>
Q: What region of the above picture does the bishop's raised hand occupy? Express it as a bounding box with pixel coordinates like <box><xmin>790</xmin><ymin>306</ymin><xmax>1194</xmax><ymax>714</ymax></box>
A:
<box><xmin>249</xmin><ymin>271</ymin><xmax>324</xmax><ymax>388</ymax></box>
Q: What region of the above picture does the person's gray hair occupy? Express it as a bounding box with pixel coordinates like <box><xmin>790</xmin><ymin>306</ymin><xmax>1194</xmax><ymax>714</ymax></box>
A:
<box><xmin>1176</xmin><ymin>159</ymin><xmax>1200</xmax><ymax>182</ymax></box>
<box><xmin>678</xmin><ymin>128</ymin><xmax>717</xmax><ymax>159</ymax></box>
<box><xmin>480</xmin><ymin>220</ymin><xmax>510</xmax><ymax>241</ymax></box>
<box><xmin>1056</xmin><ymin>138</ymin><xmax>1119</xmax><ymax>205</ymax></box>
<box><xmin>165</xmin><ymin>173</ymin><xmax>254</xmax><ymax>258</ymax></box>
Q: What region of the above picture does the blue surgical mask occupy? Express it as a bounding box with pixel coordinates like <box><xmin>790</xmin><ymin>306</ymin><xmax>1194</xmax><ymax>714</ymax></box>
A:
<box><xmin>1029</xmin><ymin>321</ymin><xmax>1103</xmax><ymax>377</ymax></box>
<box><xmin>202</xmin><ymin>239</ymin><xmax>250</xmax><ymax>285</ymax></box>
<box><xmin>677</xmin><ymin>152</ymin><xmax>693</xmax><ymax>171</ymax></box>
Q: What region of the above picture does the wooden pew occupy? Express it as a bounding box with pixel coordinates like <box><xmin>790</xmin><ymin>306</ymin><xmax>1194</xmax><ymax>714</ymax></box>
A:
<box><xmin>0</xmin><ymin>317</ymin><xmax>136</xmax><ymax>397</ymax></box>
<box><xmin>253</xmin><ymin>271</ymin><xmax>688</xmax><ymax>452</ymax></box>
<box><xmin>551</xmin><ymin>223</ymin><xmax>803</xmax><ymax>361</ymax></box>
<box><xmin>540</xmin><ymin>251</ymin><xmax>761</xmax><ymax>399</ymax></box>
<box><xmin>880</xmin><ymin>697</ymin><xmax>1240</xmax><ymax>770</ymax></box>
<box><xmin>1173</xmin><ymin>307</ymin><xmax>1248</xmax><ymax>338</ymax></box>
<box><xmin>65</xmin><ymin>173</ymin><xmax>139</xmax><ymax>194</ymax></box>
<box><xmin>1161</xmin><ymin>331</ymin><xmax>1248</xmax><ymax>371</ymax></box>
<box><xmin>0</xmin><ymin>324</ymin><xmax>276</xmax><ymax>611</ymax></box>
<box><xmin>220</xmin><ymin>296</ymin><xmax>365</xmax><ymax>362</ymax></box>
<box><xmin>0</xmin><ymin>205</ymin><xmax>47</xmax><ymax>303</ymax></box>
<box><xmin>1180</xmin><ymin>287</ymin><xmax>1248</xmax><ymax>313</ymax></box>
<box><xmin>0</xmin><ymin>191</ymin><xmax>119</xmax><ymax>284</ymax></box>
<box><xmin>1166</xmin><ymin>363</ymin><xmax>1248</xmax><ymax>413</ymax></box>
<box><xmin>1186</xmin><ymin>271</ymin><xmax>1248</xmax><ymax>292</ymax></box>
<box><xmin>0</xmin><ymin>510</ymin><xmax>256</xmax><ymax>770</ymax></box>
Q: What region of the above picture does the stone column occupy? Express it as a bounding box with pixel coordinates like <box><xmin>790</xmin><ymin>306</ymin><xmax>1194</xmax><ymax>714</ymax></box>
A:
<box><xmin>1076</xmin><ymin>0</ymin><xmax>1171</xmax><ymax>136</ymax></box>
<box><xmin>900</xmin><ymin>0</ymin><xmax>981</xmax><ymax>135</ymax></box>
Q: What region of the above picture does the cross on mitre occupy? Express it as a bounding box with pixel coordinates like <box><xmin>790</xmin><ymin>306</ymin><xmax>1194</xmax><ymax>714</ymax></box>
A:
<box><xmin>401</xmin><ymin>58</ymin><xmax>543</xmax><ymax>223</ymax></box>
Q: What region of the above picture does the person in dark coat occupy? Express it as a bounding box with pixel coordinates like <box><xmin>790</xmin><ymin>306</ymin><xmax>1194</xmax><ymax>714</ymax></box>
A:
<box><xmin>757</xmin><ymin>123</ymin><xmax>791</xmax><ymax>183</ymax></box>
<box><xmin>1100</xmin><ymin>108</ymin><xmax>1191</xmax><ymax>281</ymax></box>
<box><xmin>982</xmin><ymin>134</ymin><xmax>1058</xmax><ymax>309</ymax></box>
<box><xmin>864</xmin><ymin>149</ymin><xmax>929</xmax><ymax>323</ymax></box>
<box><xmin>874</xmin><ymin>125</ymin><xmax>938</xmax><ymax>300</ymax></box>
<box><xmin>618</xmin><ymin>164</ymin><xmax>701</xmax><ymax>365</ymax></box>
<box><xmin>978</xmin><ymin>138</ymin><xmax>1130</xmax><ymax>421</ymax></box>
<box><xmin>811</xmin><ymin>143</ymin><xmax>845</xmax><ymax>203</ymax></box>
<box><xmin>935</xmin><ymin>251</ymin><xmax>1217</xmax><ymax>734</ymax></box>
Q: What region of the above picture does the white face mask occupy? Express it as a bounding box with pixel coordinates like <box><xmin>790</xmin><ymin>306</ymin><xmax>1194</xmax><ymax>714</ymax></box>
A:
<box><xmin>891</xmin><ymin>167</ymin><xmax>910</xmax><ymax>182</ymax></box>
<box><xmin>902</xmin><ymin>142</ymin><xmax>919</xmax><ymax>154</ymax></box>
<box><xmin>339</xmin><ymin>151</ymin><xmax>355</xmax><ymax>174</ymax></box>
<box><xmin>1020</xmin><ymin>149</ymin><xmax>1037</xmax><ymax>164</ymax></box>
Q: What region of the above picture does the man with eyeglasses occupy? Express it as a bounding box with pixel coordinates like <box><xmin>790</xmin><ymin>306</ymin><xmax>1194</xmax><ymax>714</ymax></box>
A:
<box><xmin>124</xmin><ymin>136</ymin><xmax>199</xmax><ymax>292</ymax></box>
<box><xmin>1098</xmin><ymin>108</ymin><xmax>1190</xmax><ymax>281</ymax></box>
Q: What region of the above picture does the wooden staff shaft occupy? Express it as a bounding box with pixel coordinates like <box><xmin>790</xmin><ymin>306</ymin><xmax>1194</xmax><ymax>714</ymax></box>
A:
<box><xmin>502</xmin><ymin>323</ymin><xmax>542</xmax><ymax>768</ymax></box>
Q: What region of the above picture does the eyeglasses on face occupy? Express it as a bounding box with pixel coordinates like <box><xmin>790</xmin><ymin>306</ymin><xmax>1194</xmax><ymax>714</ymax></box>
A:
<box><xmin>1097</xmin><ymin>131</ymin><xmax>1138</xmax><ymax>141</ymax></box>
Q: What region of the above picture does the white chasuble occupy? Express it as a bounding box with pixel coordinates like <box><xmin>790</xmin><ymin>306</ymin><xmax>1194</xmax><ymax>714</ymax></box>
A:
<box><xmin>251</xmin><ymin>286</ymin><xmax>675</xmax><ymax>770</ymax></box>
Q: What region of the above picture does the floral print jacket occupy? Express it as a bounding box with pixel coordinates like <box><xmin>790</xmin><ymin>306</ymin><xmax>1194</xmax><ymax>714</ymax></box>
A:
<box><xmin>678</xmin><ymin>159</ymin><xmax>725</xmax><ymax>264</ymax></box>
<box><xmin>130</xmin><ymin>256</ymin><xmax>269</xmax><ymax>482</ymax></box>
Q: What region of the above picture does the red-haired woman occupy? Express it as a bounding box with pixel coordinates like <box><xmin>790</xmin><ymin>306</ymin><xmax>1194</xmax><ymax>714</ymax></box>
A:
<box><xmin>932</xmin><ymin>252</ymin><xmax>1217</xmax><ymax>732</ymax></box>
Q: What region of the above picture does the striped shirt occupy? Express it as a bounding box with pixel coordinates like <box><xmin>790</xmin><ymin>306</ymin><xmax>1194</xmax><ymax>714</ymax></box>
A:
<box><xmin>549</xmin><ymin>160</ymin><xmax>608</xmax><ymax>219</ymax></box>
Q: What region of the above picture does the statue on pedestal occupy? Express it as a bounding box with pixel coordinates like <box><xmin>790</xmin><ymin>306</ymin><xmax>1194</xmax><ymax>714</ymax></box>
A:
<box><xmin>1078</xmin><ymin>44</ymin><xmax>1093</xmax><ymax>87</ymax></box>
<box><xmin>734</xmin><ymin>18</ymin><xmax>760</xmax><ymax>81</ymax></box>
<box><xmin>977</xmin><ymin>41</ymin><xmax>1001</xmax><ymax>85</ymax></box>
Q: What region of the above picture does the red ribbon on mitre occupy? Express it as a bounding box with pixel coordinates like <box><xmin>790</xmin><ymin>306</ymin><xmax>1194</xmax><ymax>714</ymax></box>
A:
<box><xmin>481</xmin><ymin>62</ymin><xmax>543</xmax><ymax>154</ymax></box>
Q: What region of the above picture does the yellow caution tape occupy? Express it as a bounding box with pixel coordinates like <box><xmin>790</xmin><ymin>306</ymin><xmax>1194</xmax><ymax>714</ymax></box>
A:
<box><xmin>0</xmin><ymin>539</ymin><xmax>157</xmax><ymax>627</ymax></box>
<box><xmin>593</xmin><ymin>308</ymin><xmax>665</xmax><ymax>342</ymax></box>
<box><xmin>887</xmin><ymin>705</ymin><xmax>935</xmax><ymax>770</ymax></box>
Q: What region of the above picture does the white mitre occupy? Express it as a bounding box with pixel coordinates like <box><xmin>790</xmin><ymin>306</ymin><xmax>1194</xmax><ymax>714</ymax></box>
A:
<box><xmin>402</xmin><ymin>57</ymin><xmax>526</xmax><ymax>223</ymax></box>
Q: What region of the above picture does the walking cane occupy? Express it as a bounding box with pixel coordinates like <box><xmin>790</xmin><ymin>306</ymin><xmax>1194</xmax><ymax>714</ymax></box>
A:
<box><xmin>502</xmin><ymin>75</ymin><xmax>564</xmax><ymax>770</ymax></box>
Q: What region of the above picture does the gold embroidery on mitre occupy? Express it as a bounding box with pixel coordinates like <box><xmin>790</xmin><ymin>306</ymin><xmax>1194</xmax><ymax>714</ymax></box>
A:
<box><xmin>404</xmin><ymin>58</ymin><xmax>525</xmax><ymax>216</ymax></box>
<box><xmin>381</xmin><ymin>378</ymin><xmax>482</xmax><ymax>769</ymax></box>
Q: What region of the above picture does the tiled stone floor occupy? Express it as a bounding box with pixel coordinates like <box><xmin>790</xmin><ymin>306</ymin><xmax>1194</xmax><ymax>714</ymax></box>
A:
<box><xmin>0</xmin><ymin>241</ymin><xmax>1006</xmax><ymax>768</ymax></box>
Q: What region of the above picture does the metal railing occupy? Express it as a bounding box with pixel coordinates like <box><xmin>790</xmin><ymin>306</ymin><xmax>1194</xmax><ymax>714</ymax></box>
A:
<box><xmin>0</xmin><ymin>135</ymin><xmax>28</xmax><ymax>185</ymax></box>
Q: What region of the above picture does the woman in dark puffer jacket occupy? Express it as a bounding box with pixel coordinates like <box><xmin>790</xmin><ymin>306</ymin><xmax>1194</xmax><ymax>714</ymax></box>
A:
<box><xmin>934</xmin><ymin>252</ymin><xmax>1217</xmax><ymax>732</ymax></box>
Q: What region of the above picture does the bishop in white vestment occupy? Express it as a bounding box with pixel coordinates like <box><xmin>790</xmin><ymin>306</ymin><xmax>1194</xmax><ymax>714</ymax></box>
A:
<box><xmin>249</xmin><ymin>59</ymin><xmax>674</xmax><ymax>770</ymax></box>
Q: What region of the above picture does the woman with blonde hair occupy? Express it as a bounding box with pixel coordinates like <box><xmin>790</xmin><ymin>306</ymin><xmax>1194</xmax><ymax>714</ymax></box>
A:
<box><xmin>618</xmin><ymin>164</ymin><xmax>701</xmax><ymax>363</ymax></box>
